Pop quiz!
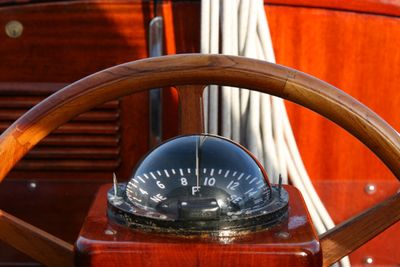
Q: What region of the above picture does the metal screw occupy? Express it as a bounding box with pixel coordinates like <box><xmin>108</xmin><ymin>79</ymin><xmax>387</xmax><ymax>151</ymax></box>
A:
<box><xmin>5</xmin><ymin>20</ymin><xmax>23</xmax><ymax>38</ymax></box>
<box><xmin>27</xmin><ymin>180</ymin><xmax>37</xmax><ymax>191</ymax></box>
<box><xmin>364</xmin><ymin>183</ymin><xmax>377</xmax><ymax>195</ymax></box>
<box><xmin>363</xmin><ymin>256</ymin><xmax>374</xmax><ymax>265</ymax></box>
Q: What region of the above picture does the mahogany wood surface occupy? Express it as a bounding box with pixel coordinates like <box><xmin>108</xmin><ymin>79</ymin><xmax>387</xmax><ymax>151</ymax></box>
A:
<box><xmin>176</xmin><ymin>85</ymin><xmax>205</xmax><ymax>135</ymax></box>
<box><xmin>75</xmin><ymin>184</ymin><xmax>321</xmax><ymax>267</ymax></box>
<box><xmin>0</xmin><ymin>210</ymin><xmax>73</xmax><ymax>267</ymax></box>
<box><xmin>266</xmin><ymin>0</ymin><xmax>400</xmax><ymax>17</ymax></box>
<box><xmin>0</xmin><ymin>179</ymin><xmax>105</xmax><ymax>263</ymax></box>
<box><xmin>320</xmin><ymin>192</ymin><xmax>400</xmax><ymax>266</ymax></box>
<box><xmin>263</xmin><ymin>4</ymin><xmax>400</xmax><ymax>264</ymax></box>
<box><xmin>266</xmin><ymin>4</ymin><xmax>400</xmax><ymax>183</ymax></box>
<box><xmin>0</xmin><ymin>54</ymin><xmax>398</xmax><ymax>265</ymax></box>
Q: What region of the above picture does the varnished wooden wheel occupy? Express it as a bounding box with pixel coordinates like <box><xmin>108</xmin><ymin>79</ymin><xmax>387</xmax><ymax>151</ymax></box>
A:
<box><xmin>0</xmin><ymin>54</ymin><xmax>399</xmax><ymax>267</ymax></box>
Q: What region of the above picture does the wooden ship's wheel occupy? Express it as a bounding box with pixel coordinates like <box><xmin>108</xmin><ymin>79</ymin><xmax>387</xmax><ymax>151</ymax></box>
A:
<box><xmin>0</xmin><ymin>54</ymin><xmax>398</xmax><ymax>266</ymax></box>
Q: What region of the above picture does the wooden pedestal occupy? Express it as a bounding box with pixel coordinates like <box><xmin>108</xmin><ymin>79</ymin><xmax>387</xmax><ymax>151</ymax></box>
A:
<box><xmin>75</xmin><ymin>185</ymin><xmax>321</xmax><ymax>266</ymax></box>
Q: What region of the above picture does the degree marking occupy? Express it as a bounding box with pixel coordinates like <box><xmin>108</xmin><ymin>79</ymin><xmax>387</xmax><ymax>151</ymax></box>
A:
<box><xmin>157</xmin><ymin>170</ymin><xmax>162</xmax><ymax>176</ymax></box>
<box><xmin>164</xmin><ymin>169</ymin><xmax>170</xmax><ymax>177</ymax></box>
<box><xmin>249</xmin><ymin>177</ymin><xmax>257</xmax><ymax>184</ymax></box>
<box><xmin>150</xmin><ymin>172</ymin><xmax>157</xmax><ymax>180</ymax></box>
<box><xmin>210</xmin><ymin>168</ymin><xmax>215</xmax><ymax>176</ymax></box>
<box><xmin>224</xmin><ymin>170</ymin><xmax>230</xmax><ymax>178</ymax></box>
<box><xmin>218</xmin><ymin>169</ymin><xmax>222</xmax><ymax>175</ymax></box>
<box><xmin>133</xmin><ymin>179</ymin><xmax>139</xmax><ymax>184</ymax></box>
<box><xmin>203</xmin><ymin>168</ymin><xmax>207</xmax><ymax>174</ymax></box>
<box><xmin>172</xmin><ymin>169</ymin><xmax>176</xmax><ymax>175</ymax></box>
<box><xmin>245</xmin><ymin>174</ymin><xmax>251</xmax><ymax>180</ymax></box>
<box><xmin>137</xmin><ymin>176</ymin><xmax>146</xmax><ymax>183</ymax></box>
<box><xmin>232</xmin><ymin>171</ymin><xmax>237</xmax><ymax>177</ymax></box>
<box><xmin>238</xmin><ymin>173</ymin><xmax>244</xmax><ymax>180</ymax></box>
<box><xmin>179</xmin><ymin>168</ymin><xmax>184</xmax><ymax>176</ymax></box>
<box><xmin>245</xmin><ymin>188</ymin><xmax>255</xmax><ymax>195</ymax></box>
<box><xmin>143</xmin><ymin>174</ymin><xmax>149</xmax><ymax>179</ymax></box>
<box><xmin>126</xmin><ymin>188</ymin><xmax>133</xmax><ymax>193</ymax></box>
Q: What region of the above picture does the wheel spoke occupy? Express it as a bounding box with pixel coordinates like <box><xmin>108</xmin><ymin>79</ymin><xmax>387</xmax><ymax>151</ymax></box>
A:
<box><xmin>0</xmin><ymin>209</ymin><xmax>74</xmax><ymax>267</ymax></box>
<box><xmin>176</xmin><ymin>85</ymin><xmax>206</xmax><ymax>135</ymax></box>
<box><xmin>320</xmin><ymin>192</ymin><xmax>400</xmax><ymax>266</ymax></box>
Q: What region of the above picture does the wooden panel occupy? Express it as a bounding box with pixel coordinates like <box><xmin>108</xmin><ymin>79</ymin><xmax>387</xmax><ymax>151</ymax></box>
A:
<box><xmin>265</xmin><ymin>5</ymin><xmax>400</xmax><ymax>265</ymax></box>
<box><xmin>266</xmin><ymin>5</ymin><xmax>400</xmax><ymax>182</ymax></box>
<box><xmin>314</xmin><ymin>180</ymin><xmax>400</xmax><ymax>266</ymax></box>
<box><xmin>266</xmin><ymin>0</ymin><xmax>400</xmax><ymax>17</ymax></box>
<box><xmin>0</xmin><ymin>210</ymin><xmax>74</xmax><ymax>267</ymax></box>
<box><xmin>0</xmin><ymin>2</ymin><xmax>147</xmax><ymax>82</ymax></box>
<box><xmin>0</xmin><ymin>82</ymin><xmax>121</xmax><ymax>173</ymax></box>
<box><xmin>0</xmin><ymin>180</ymin><xmax>105</xmax><ymax>266</ymax></box>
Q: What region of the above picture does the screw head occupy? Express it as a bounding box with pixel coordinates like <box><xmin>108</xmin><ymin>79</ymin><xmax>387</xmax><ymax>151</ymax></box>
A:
<box><xmin>364</xmin><ymin>183</ymin><xmax>377</xmax><ymax>195</ymax></box>
<box><xmin>363</xmin><ymin>256</ymin><xmax>374</xmax><ymax>265</ymax></box>
<box><xmin>27</xmin><ymin>181</ymin><xmax>37</xmax><ymax>191</ymax></box>
<box><xmin>5</xmin><ymin>20</ymin><xmax>23</xmax><ymax>38</ymax></box>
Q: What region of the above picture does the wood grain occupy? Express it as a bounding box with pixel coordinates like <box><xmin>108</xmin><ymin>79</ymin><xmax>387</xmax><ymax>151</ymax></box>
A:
<box><xmin>0</xmin><ymin>180</ymin><xmax>106</xmax><ymax>265</ymax></box>
<box><xmin>320</xmin><ymin>192</ymin><xmax>400</xmax><ymax>266</ymax></box>
<box><xmin>0</xmin><ymin>209</ymin><xmax>73</xmax><ymax>267</ymax></box>
<box><xmin>266</xmin><ymin>0</ymin><xmax>400</xmax><ymax>17</ymax></box>
<box><xmin>176</xmin><ymin>85</ymin><xmax>205</xmax><ymax>135</ymax></box>
<box><xmin>266</xmin><ymin>5</ymin><xmax>400</xmax><ymax>184</ymax></box>
<box><xmin>0</xmin><ymin>54</ymin><xmax>397</xmax><ymax>182</ymax></box>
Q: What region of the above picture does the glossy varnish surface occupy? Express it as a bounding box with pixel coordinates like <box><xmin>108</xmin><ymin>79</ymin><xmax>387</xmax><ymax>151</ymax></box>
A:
<box><xmin>0</xmin><ymin>209</ymin><xmax>73</xmax><ymax>267</ymax></box>
<box><xmin>0</xmin><ymin>0</ymin><xmax>399</xmax><ymax>265</ymax></box>
<box><xmin>75</xmin><ymin>184</ymin><xmax>321</xmax><ymax>267</ymax></box>
<box><xmin>266</xmin><ymin>5</ymin><xmax>400</xmax><ymax>265</ymax></box>
<box><xmin>320</xmin><ymin>192</ymin><xmax>400</xmax><ymax>266</ymax></box>
<box><xmin>0</xmin><ymin>54</ymin><xmax>398</xmax><ymax>183</ymax></box>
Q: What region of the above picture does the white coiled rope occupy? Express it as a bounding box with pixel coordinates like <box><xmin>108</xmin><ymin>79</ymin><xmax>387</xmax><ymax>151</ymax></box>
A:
<box><xmin>201</xmin><ymin>0</ymin><xmax>350</xmax><ymax>266</ymax></box>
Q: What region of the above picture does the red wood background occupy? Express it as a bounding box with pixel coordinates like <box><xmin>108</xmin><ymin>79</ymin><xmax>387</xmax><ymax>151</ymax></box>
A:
<box><xmin>0</xmin><ymin>0</ymin><xmax>398</xmax><ymax>266</ymax></box>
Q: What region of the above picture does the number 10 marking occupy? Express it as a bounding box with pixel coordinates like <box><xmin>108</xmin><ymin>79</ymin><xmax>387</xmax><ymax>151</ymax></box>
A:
<box><xmin>204</xmin><ymin>177</ymin><xmax>216</xmax><ymax>186</ymax></box>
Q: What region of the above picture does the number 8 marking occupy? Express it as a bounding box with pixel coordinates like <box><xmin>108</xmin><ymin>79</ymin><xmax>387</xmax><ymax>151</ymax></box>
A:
<box><xmin>181</xmin><ymin>177</ymin><xmax>188</xmax><ymax>186</ymax></box>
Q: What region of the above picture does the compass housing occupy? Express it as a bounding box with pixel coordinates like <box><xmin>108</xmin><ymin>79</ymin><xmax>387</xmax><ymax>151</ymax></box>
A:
<box><xmin>107</xmin><ymin>134</ymin><xmax>288</xmax><ymax>236</ymax></box>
